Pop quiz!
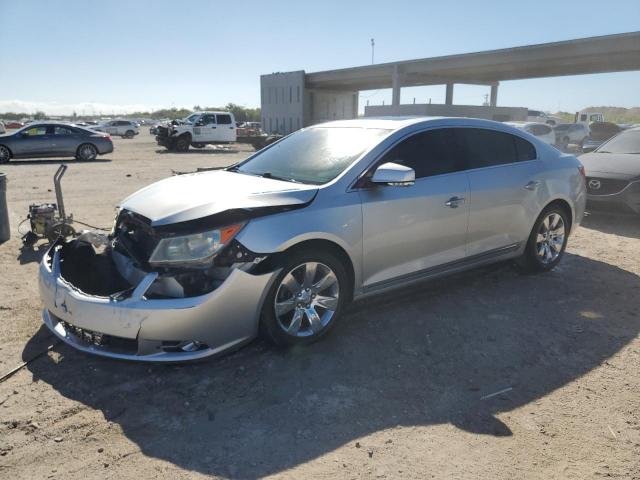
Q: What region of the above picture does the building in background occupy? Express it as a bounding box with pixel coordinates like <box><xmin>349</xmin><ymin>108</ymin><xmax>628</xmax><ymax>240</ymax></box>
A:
<box><xmin>260</xmin><ymin>32</ymin><xmax>640</xmax><ymax>134</ymax></box>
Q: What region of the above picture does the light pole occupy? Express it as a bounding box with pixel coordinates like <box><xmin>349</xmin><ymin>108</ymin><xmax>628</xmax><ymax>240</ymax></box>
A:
<box><xmin>371</xmin><ymin>38</ymin><xmax>375</xmax><ymax>64</ymax></box>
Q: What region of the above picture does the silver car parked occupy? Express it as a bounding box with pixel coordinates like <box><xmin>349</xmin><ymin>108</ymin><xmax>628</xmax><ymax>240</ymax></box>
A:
<box><xmin>39</xmin><ymin>117</ymin><xmax>587</xmax><ymax>362</ymax></box>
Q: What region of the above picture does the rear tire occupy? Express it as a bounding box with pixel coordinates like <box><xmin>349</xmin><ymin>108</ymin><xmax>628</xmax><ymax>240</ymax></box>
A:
<box><xmin>518</xmin><ymin>205</ymin><xmax>570</xmax><ymax>273</ymax></box>
<box><xmin>76</xmin><ymin>143</ymin><xmax>98</xmax><ymax>161</ymax></box>
<box><xmin>124</xmin><ymin>130</ymin><xmax>135</xmax><ymax>139</ymax></box>
<box><xmin>261</xmin><ymin>248</ymin><xmax>348</xmax><ymax>347</ymax></box>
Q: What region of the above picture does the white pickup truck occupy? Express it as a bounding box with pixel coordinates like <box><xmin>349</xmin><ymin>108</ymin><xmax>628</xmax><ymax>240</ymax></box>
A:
<box><xmin>155</xmin><ymin>111</ymin><xmax>236</xmax><ymax>151</ymax></box>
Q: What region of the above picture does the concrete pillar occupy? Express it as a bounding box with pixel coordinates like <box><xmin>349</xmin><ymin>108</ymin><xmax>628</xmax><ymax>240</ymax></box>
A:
<box><xmin>490</xmin><ymin>82</ymin><xmax>499</xmax><ymax>107</ymax></box>
<box><xmin>445</xmin><ymin>83</ymin><xmax>454</xmax><ymax>105</ymax></box>
<box><xmin>392</xmin><ymin>65</ymin><xmax>401</xmax><ymax>106</ymax></box>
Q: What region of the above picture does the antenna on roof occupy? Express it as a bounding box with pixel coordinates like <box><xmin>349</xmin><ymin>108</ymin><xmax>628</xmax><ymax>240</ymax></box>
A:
<box><xmin>371</xmin><ymin>38</ymin><xmax>375</xmax><ymax>65</ymax></box>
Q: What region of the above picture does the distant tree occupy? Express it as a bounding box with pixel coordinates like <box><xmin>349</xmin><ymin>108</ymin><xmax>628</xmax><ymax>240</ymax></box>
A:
<box><xmin>33</xmin><ymin>111</ymin><xmax>46</xmax><ymax>120</ymax></box>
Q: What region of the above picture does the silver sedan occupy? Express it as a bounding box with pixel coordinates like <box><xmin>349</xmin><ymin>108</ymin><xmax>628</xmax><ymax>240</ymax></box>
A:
<box><xmin>39</xmin><ymin>117</ymin><xmax>586</xmax><ymax>361</ymax></box>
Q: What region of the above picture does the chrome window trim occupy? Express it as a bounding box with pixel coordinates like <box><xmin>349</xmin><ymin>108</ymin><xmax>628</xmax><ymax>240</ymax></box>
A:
<box><xmin>348</xmin><ymin>124</ymin><xmax>540</xmax><ymax>191</ymax></box>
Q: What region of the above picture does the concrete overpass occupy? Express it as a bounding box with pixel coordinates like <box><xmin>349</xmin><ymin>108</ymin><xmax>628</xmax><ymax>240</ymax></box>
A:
<box><xmin>260</xmin><ymin>32</ymin><xmax>640</xmax><ymax>133</ymax></box>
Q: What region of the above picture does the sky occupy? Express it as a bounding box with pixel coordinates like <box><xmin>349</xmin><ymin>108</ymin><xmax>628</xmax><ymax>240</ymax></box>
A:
<box><xmin>0</xmin><ymin>0</ymin><xmax>639</xmax><ymax>116</ymax></box>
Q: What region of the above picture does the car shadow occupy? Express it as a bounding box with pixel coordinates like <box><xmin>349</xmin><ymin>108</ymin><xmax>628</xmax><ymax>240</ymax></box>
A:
<box><xmin>23</xmin><ymin>253</ymin><xmax>640</xmax><ymax>478</ymax></box>
<box><xmin>581</xmin><ymin>212</ymin><xmax>640</xmax><ymax>240</ymax></box>
<box><xmin>7</xmin><ymin>158</ymin><xmax>112</xmax><ymax>165</ymax></box>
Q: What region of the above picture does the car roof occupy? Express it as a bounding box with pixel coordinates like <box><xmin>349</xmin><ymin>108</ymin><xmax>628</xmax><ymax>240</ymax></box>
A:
<box><xmin>20</xmin><ymin>121</ymin><xmax>76</xmax><ymax>127</ymax></box>
<box><xmin>314</xmin><ymin>116</ymin><xmax>528</xmax><ymax>132</ymax></box>
<box><xmin>193</xmin><ymin>111</ymin><xmax>232</xmax><ymax>115</ymax></box>
<box><xmin>505</xmin><ymin>121</ymin><xmax>549</xmax><ymax>127</ymax></box>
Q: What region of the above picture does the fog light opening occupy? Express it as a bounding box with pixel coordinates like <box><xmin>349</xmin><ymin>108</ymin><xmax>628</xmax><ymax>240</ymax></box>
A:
<box><xmin>160</xmin><ymin>340</ymin><xmax>208</xmax><ymax>353</ymax></box>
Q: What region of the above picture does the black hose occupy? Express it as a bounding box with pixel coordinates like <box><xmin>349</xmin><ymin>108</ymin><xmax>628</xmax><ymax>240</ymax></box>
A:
<box><xmin>72</xmin><ymin>219</ymin><xmax>110</xmax><ymax>231</ymax></box>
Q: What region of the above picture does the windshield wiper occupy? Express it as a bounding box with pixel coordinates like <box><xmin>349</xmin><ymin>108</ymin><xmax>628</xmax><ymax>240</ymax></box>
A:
<box><xmin>260</xmin><ymin>172</ymin><xmax>302</xmax><ymax>183</ymax></box>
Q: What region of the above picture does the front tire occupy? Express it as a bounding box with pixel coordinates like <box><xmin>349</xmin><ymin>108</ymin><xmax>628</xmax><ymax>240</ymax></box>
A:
<box><xmin>124</xmin><ymin>130</ymin><xmax>135</xmax><ymax>139</ymax></box>
<box><xmin>261</xmin><ymin>249</ymin><xmax>348</xmax><ymax>347</ymax></box>
<box><xmin>76</xmin><ymin>143</ymin><xmax>98</xmax><ymax>161</ymax></box>
<box><xmin>518</xmin><ymin>205</ymin><xmax>569</xmax><ymax>273</ymax></box>
<box><xmin>0</xmin><ymin>145</ymin><xmax>11</xmax><ymax>163</ymax></box>
<box><xmin>175</xmin><ymin>135</ymin><xmax>190</xmax><ymax>152</ymax></box>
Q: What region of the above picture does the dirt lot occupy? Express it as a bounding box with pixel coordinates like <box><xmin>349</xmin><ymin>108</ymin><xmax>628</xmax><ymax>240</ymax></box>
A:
<box><xmin>0</xmin><ymin>132</ymin><xmax>639</xmax><ymax>479</ymax></box>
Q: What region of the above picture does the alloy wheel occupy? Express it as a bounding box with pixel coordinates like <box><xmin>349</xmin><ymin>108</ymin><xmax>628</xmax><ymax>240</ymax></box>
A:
<box><xmin>274</xmin><ymin>262</ymin><xmax>340</xmax><ymax>337</ymax></box>
<box><xmin>536</xmin><ymin>212</ymin><xmax>565</xmax><ymax>264</ymax></box>
<box><xmin>78</xmin><ymin>144</ymin><xmax>97</xmax><ymax>161</ymax></box>
<box><xmin>0</xmin><ymin>145</ymin><xmax>10</xmax><ymax>163</ymax></box>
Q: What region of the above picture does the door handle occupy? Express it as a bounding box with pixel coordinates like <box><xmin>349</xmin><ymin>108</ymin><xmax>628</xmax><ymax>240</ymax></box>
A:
<box><xmin>229</xmin><ymin>126</ymin><xmax>234</xmax><ymax>129</ymax></box>
<box><xmin>524</xmin><ymin>180</ymin><xmax>541</xmax><ymax>190</ymax></box>
<box><xmin>445</xmin><ymin>196</ymin><xmax>466</xmax><ymax>208</ymax></box>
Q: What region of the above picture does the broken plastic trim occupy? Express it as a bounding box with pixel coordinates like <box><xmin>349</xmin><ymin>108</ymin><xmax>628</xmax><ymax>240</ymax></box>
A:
<box><xmin>151</xmin><ymin>202</ymin><xmax>313</xmax><ymax>235</ymax></box>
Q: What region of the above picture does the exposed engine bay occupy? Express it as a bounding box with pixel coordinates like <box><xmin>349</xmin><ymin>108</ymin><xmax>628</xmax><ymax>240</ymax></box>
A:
<box><xmin>54</xmin><ymin>205</ymin><xmax>303</xmax><ymax>300</ymax></box>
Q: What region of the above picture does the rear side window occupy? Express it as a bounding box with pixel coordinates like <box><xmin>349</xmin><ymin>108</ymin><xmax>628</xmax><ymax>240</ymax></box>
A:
<box><xmin>54</xmin><ymin>126</ymin><xmax>75</xmax><ymax>135</ymax></box>
<box><xmin>458</xmin><ymin>128</ymin><xmax>537</xmax><ymax>167</ymax></box>
<box><xmin>514</xmin><ymin>135</ymin><xmax>537</xmax><ymax>161</ymax></box>
<box><xmin>216</xmin><ymin>114</ymin><xmax>232</xmax><ymax>125</ymax></box>
<box><xmin>458</xmin><ymin>129</ymin><xmax>518</xmax><ymax>168</ymax></box>
<box><xmin>531</xmin><ymin>124</ymin><xmax>551</xmax><ymax>135</ymax></box>
<box><xmin>380</xmin><ymin>128</ymin><xmax>465</xmax><ymax>179</ymax></box>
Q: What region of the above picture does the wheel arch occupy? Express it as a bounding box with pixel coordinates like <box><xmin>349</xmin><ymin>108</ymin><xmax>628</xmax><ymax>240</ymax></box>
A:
<box><xmin>0</xmin><ymin>144</ymin><xmax>13</xmax><ymax>159</ymax></box>
<box><xmin>257</xmin><ymin>238</ymin><xmax>356</xmax><ymax>301</ymax></box>
<box><xmin>540</xmin><ymin>198</ymin><xmax>573</xmax><ymax>230</ymax></box>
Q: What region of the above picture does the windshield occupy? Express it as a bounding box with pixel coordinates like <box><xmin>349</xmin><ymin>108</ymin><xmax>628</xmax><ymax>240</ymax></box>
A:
<box><xmin>597</xmin><ymin>130</ymin><xmax>640</xmax><ymax>154</ymax></box>
<box><xmin>235</xmin><ymin>127</ymin><xmax>389</xmax><ymax>184</ymax></box>
<box><xmin>185</xmin><ymin>114</ymin><xmax>199</xmax><ymax>123</ymax></box>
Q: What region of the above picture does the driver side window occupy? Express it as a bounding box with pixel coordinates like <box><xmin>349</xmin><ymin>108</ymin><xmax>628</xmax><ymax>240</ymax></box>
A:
<box><xmin>380</xmin><ymin>128</ymin><xmax>465</xmax><ymax>179</ymax></box>
<box><xmin>23</xmin><ymin>126</ymin><xmax>48</xmax><ymax>136</ymax></box>
<box><xmin>198</xmin><ymin>114</ymin><xmax>216</xmax><ymax>126</ymax></box>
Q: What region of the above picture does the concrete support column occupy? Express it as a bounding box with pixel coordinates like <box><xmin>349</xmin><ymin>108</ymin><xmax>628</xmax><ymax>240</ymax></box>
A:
<box><xmin>490</xmin><ymin>82</ymin><xmax>499</xmax><ymax>107</ymax></box>
<box><xmin>445</xmin><ymin>83</ymin><xmax>454</xmax><ymax>105</ymax></box>
<box><xmin>392</xmin><ymin>65</ymin><xmax>401</xmax><ymax>106</ymax></box>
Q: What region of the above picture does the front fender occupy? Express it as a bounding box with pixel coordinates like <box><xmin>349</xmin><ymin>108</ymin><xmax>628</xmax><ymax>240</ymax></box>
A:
<box><xmin>236</xmin><ymin>194</ymin><xmax>363</xmax><ymax>291</ymax></box>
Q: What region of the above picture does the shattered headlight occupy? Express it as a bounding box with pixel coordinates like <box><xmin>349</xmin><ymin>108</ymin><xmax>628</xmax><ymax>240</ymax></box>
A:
<box><xmin>149</xmin><ymin>224</ymin><xmax>244</xmax><ymax>265</ymax></box>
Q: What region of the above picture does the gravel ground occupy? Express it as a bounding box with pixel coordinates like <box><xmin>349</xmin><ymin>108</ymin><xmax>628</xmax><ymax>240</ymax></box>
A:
<box><xmin>0</xmin><ymin>132</ymin><xmax>639</xmax><ymax>479</ymax></box>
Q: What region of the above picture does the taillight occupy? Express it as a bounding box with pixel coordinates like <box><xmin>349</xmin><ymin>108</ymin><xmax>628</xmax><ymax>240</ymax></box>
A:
<box><xmin>104</xmin><ymin>135</ymin><xmax>112</xmax><ymax>141</ymax></box>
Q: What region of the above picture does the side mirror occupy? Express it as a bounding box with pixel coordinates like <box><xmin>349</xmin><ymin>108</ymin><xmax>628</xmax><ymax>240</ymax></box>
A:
<box><xmin>371</xmin><ymin>162</ymin><xmax>415</xmax><ymax>186</ymax></box>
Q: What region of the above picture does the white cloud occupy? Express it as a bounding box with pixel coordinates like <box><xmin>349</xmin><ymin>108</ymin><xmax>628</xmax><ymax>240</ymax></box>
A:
<box><xmin>0</xmin><ymin>99</ymin><xmax>171</xmax><ymax>116</ymax></box>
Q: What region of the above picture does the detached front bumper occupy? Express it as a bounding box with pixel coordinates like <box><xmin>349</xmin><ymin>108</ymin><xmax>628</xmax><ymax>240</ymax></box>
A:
<box><xmin>155</xmin><ymin>135</ymin><xmax>174</xmax><ymax>147</ymax></box>
<box><xmin>39</xmin><ymin>242</ymin><xmax>278</xmax><ymax>362</ymax></box>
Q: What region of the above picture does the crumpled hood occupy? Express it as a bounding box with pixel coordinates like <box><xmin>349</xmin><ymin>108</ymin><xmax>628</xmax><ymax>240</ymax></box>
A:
<box><xmin>120</xmin><ymin>170</ymin><xmax>318</xmax><ymax>226</ymax></box>
<box><xmin>580</xmin><ymin>152</ymin><xmax>640</xmax><ymax>179</ymax></box>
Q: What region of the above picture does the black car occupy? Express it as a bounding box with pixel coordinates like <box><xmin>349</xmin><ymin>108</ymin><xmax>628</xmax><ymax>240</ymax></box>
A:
<box><xmin>0</xmin><ymin>123</ymin><xmax>113</xmax><ymax>163</ymax></box>
<box><xmin>580</xmin><ymin>127</ymin><xmax>640</xmax><ymax>215</ymax></box>
<box><xmin>581</xmin><ymin>122</ymin><xmax>622</xmax><ymax>153</ymax></box>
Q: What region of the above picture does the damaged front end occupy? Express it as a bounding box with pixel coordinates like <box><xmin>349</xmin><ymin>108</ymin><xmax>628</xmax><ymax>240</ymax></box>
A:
<box><xmin>155</xmin><ymin>125</ymin><xmax>177</xmax><ymax>149</ymax></box>
<box><xmin>39</xmin><ymin>209</ymin><xmax>283</xmax><ymax>362</ymax></box>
